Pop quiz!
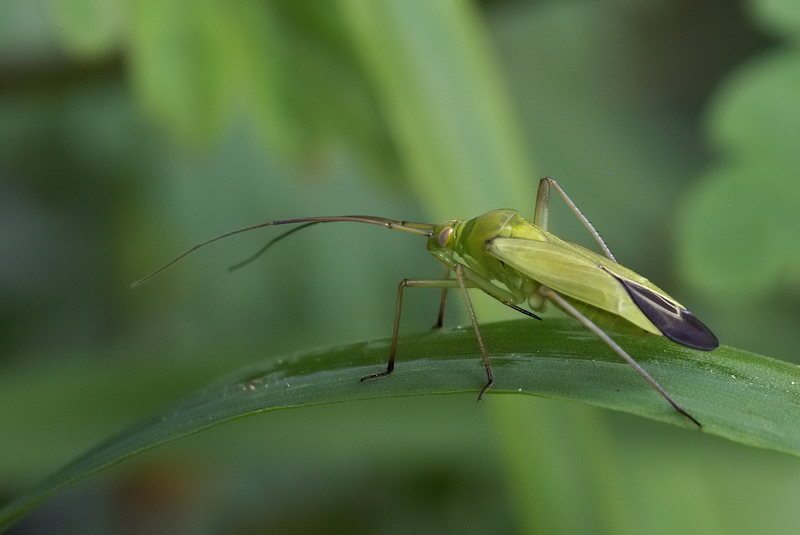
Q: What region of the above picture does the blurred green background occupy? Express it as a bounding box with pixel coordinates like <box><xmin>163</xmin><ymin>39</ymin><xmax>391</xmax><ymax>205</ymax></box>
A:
<box><xmin>3</xmin><ymin>0</ymin><xmax>800</xmax><ymax>533</ymax></box>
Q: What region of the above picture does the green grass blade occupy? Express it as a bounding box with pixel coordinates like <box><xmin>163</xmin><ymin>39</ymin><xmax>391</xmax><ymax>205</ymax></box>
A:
<box><xmin>1</xmin><ymin>318</ymin><xmax>798</xmax><ymax>530</ymax></box>
<box><xmin>341</xmin><ymin>0</ymin><xmax>535</xmax><ymax>218</ymax></box>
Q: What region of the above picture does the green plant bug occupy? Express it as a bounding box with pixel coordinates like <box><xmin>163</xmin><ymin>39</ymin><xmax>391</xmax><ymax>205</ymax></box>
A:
<box><xmin>133</xmin><ymin>177</ymin><xmax>717</xmax><ymax>427</ymax></box>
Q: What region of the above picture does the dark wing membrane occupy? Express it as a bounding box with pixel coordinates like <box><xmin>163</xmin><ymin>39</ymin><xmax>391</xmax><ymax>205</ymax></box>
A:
<box><xmin>613</xmin><ymin>275</ymin><xmax>719</xmax><ymax>351</ymax></box>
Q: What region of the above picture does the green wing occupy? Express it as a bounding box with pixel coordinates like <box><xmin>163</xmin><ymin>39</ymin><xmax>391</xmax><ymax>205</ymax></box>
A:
<box><xmin>487</xmin><ymin>233</ymin><xmax>667</xmax><ymax>335</ymax></box>
<box><xmin>487</xmin><ymin>230</ymin><xmax>718</xmax><ymax>350</ymax></box>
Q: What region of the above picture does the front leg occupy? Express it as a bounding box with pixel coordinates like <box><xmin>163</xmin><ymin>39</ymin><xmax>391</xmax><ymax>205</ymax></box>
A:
<box><xmin>360</xmin><ymin>276</ymin><xmax>470</xmax><ymax>382</ymax></box>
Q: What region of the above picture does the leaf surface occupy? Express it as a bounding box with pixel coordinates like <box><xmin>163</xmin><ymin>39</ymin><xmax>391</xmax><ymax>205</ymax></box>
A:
<box><xmin>2</xmin><ymin>318</ymin><xmax>798</xmax><ymax>530</ymax></box>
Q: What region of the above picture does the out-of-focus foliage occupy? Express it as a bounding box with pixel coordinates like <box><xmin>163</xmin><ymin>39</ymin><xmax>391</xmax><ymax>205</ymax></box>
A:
<box><xmin>54</xmin><ymin>0</ymin><xmax>403</xmax><ymax>177</ymax></box>
<box><xmin>2</xmin><ymin>0</ymin><xmax>800</xmax><ymax>533</ymax></box>
<box><xmin>678</xmin><ymin>0</ymin><xmax>800</xmax><ymax>358</ymax></box>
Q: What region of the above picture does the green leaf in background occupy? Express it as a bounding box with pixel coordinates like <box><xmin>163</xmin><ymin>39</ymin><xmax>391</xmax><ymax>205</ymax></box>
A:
<box><xmin>1</xmin><ymin>318</ymin><xmax>799</xmax><ymax>531</ymax></box>
<box><xmin>750</xmin><ymin>0</ymin><xmax>800</xmax><ymax>39</ymax></box>
<box><xmin>679</xmin><ymin>0</ymin><xmax>800</xmax><ymax>304</ymax></box>
<box><xmin>127</xmin><ymin>0</ymin><xmax>234</xmax><ymax>144</ymax></box>
<box><xmin>50</xmin><ymin>0</ymin><xmax>122</xmax><ymax>58</ymax></box>
<box><xmin>342</xmin><ymin>0</ymin><xmax>535</xmax><ymax>218</ymax></box>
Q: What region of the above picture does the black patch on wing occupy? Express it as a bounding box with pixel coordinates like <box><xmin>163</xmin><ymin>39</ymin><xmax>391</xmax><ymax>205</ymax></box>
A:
<box><xmin>613</xmin><ymin>275</ymin><xmax>719</xmax><ymax>351</ymax></box>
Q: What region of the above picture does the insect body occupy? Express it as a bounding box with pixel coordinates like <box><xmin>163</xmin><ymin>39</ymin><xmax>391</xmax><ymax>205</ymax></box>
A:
<box><xmin>437</xmin><ymin>208</ymin><xmax>717</xmax><ymax>351</ymax></box>
<box><xmin>134</xmin><ymin>178</ymin><xmax>717</xmax><ymax>427</ymax></box>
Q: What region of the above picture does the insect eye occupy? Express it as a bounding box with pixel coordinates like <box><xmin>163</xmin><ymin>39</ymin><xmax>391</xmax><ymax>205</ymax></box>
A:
<box><xmin>437</xmin><ymin>227</ymin><xmax>453</xmax><ymax>247</ymax></box>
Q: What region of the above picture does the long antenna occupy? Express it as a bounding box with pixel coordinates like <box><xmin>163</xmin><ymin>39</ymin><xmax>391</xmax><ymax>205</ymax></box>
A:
<box><xmin>131</xmin><ymin>216</ymin><xmax>436</xmax><ymax>288</ymax></box>
<box><xmin>227</xmin><ymin>221</ymin><xmax>320</xmax><ymax>272</ymax></box>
